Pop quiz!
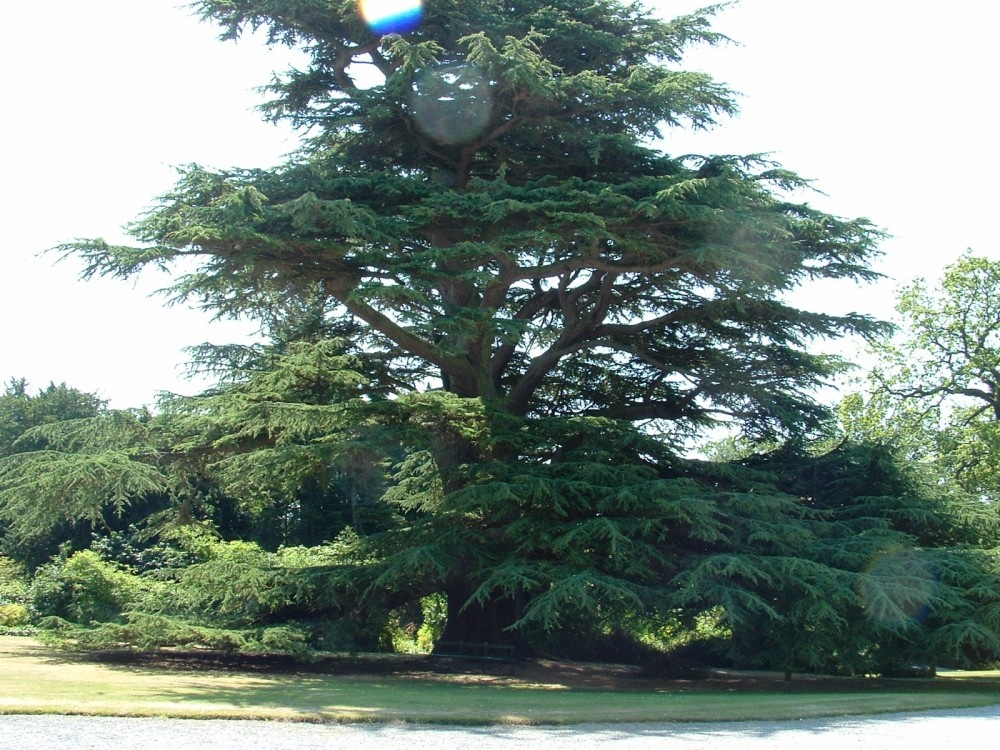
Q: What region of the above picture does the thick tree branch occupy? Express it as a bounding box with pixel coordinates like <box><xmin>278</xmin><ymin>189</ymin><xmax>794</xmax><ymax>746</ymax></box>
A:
<box><xmin>331</xmin><ymin>288</ymin><xmax>471</xmax><ymax>383</ymax></box>
<box><xmin>489</xmin><ymin>288</ymin><xmax>560</xmax><ymax>387</ymax></box>
<box><xmin>504</xmin><ymin>338</ymin><xmax>594</xmax><ymax>416</ymax></box>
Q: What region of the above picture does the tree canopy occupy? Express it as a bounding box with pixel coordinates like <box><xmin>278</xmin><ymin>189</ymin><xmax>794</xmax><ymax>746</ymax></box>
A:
<box><xmin>0</xmin><ymin>381</ymin><xmax>111</xmax><ymax>569</ymax></box>
<box><xmin>69</xmin><ymin>0</ymin><xmax>884</xmax><ymax>439</ymax></box>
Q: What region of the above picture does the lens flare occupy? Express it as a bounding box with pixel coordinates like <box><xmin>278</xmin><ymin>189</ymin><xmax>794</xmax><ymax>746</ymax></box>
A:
<box><xmin>410</xmin><ymin>63</ymin><xmax>495</xmax><ymax>145</ymax></box>
<box><xmin>359</xmin><ymin>0</ymin><xmax>423</xmax><ymax>35</ymax></box>
<box><xmin>860</xmin><ymin>549</ymin><xmax>936</xmax><ymax>628</ymax></box>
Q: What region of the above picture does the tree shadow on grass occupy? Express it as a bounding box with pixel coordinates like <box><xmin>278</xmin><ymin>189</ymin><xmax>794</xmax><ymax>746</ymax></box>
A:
<box><xmin>4</xmin><ymin>637</ymin><xmax>998</xmax><ymax>724</ymax></box>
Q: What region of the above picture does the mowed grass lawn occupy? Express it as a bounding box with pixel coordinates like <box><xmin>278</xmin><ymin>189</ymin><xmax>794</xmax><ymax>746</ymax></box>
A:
<box><xmin>1</xmin><ymin>637</ymin><xmax>998</xmax><ymax>724</ymax></box>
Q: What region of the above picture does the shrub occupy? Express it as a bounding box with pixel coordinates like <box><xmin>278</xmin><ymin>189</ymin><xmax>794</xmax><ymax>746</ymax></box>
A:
<box><xmin>256</xmin><ymin>625</ymin><xmax>311</xmax><ymax>657</ymax></box>
<box><xmin>0</xmin><ymin>555</ymin><xmax>28</xmax><ymax>605</ymax></box>
<box><xmin>89</xmin><ymin>527</ymin><xmax>195</xmax><ymax>573</ymax></box>
<box><xmin>0</xmin><ymin>602</ymin><xmax>29</xmax><ymax>627</ymax></box>
<box><xmin>29</xmin><ymin>550</ymin><xmax>142</xmax><ymax>624</ymax></box>
<box><xmin>386</xmin><ymin>593</ymin><xmax>447</xmax><ymax>654</ymax></box>
<box><xmin>0</xmin><ymin>556</ymin><xmax>32</xmax><ymax>633</ymax></box>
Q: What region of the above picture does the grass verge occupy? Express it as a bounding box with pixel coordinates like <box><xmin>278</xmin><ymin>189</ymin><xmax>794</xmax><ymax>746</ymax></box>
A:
<box><xmin>1</xmin><ymin>637</ymin><xmax>998</xmax><ymax>725</ymax></box>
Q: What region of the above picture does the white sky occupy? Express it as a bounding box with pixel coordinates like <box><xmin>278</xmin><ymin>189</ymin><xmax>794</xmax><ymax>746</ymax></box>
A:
<box><xmin>2</xmin><ymin>0</ymin><xmax>997</xmax><ymax>408</ymax></box>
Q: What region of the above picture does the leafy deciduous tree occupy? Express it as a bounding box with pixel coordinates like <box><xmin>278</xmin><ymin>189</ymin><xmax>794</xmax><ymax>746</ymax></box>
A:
<box><xmin>856</xmin><ymin>253</ymin><xmax>1000</xmax><ymax>498</ymax></box>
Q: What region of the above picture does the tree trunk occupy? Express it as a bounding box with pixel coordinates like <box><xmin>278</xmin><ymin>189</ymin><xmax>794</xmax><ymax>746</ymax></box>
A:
<box><xmin>426</xmin><ymin>412</ymin><xmax>531</xmax><ymax>653</ymax></box>
<box><xmin>435</xmin><ymin>582</ymin><xmax>528</xmax><ymax>653</ymax></box>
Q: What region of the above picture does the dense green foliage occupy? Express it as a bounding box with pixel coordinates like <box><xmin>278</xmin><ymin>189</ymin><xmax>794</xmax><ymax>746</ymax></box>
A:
<box><xmin>738</xmin><ymin>441</ymin><xmax>1000</xmax><ymax>672</ymax></box>
<box><xmin>0</xmin><ymin>556</ymin><xmax>31</xmax><ymax>633</ymax></box>
<box><xmin>1</xmin><ymin>1</ymin><xmax>997</xmax><ymax>672</ymax></box>
<box><xmin>0</xmin><ymin>381</ymin><xmax>111</xmax><ymax>569</ymax></box>
<box><xmin>0</xmin><ymin>379</ymin><xmax>106</xmax><ymax>457</ymax></box>
<box><xmin>30</xmin><ymin>550</ymin><xmax>142</xmax><ymax>625</ymax></box>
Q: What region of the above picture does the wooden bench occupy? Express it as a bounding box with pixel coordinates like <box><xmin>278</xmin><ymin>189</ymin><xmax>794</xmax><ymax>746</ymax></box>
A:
<box><xmin>430</xmin><ymin>641</ymin><xmax>518</xmax><ymax>674</ymax></box>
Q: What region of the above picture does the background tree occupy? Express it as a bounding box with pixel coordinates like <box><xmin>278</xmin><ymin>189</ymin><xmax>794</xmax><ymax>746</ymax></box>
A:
<box><xmin>855</xmin><ymin>253</ymin><xmax>1000</xmax><ymax>499</ymax></box>
<box><xmin>0</xmin><ymin>379</ymin><xmax>105</xmax><ymax>457</ymax></box>
<box><xmin>0</xmin><ymin>381</ymin><xmax>110</xmax><ymax>569</ymax></box>
<box><xmin>834</xmin><ymin>254</ymin><xmax>1000</xmax><ymax>667</ymax></box>
<box><xmin>740</xmin><ymin>440</ymin><xmax>1000</xmax><ymax>673</ymax></box>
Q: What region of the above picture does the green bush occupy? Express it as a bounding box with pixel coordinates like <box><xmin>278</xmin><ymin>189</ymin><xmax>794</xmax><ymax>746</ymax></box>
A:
<box><xmin>0</xmin><ymin>602</ymin><xmax>29</xmax><ymax>627</ymax></box>
<box><xmin>256</xmin><ymin>625</ymin><xmax>311</xmax><ymax>657</ymax></box>
<box><xmin>26</xmin><ymin>534</ymin><xmax>399</xmax><ymax>658</ymax></box>
<box><xmin>29</xmin><ymin>550</ymin><xmax>142</xmax><ymax>624</ymax></box>
<box><xmin>89</xmin><ymin>527</ymin><xmax>195</xmax><ymax>573</ymax></box>
<box><xmin>387</xmin><ymin>593</ymin><xmax>447</xmax><ymax>654</ymax></box>
<box><xmin>0</xmin><ymin>555</ymin><xmax>32</xmax><ymax>633</ymax></box>
<box><xmin>0</xmin><ymin>555</ymin><xmax>28</xmax><ymax>605</ymax></box>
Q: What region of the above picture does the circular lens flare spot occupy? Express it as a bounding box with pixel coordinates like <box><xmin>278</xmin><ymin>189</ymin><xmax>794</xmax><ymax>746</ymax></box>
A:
<box><xmin>359</xmin><ymin>0</ymin><xmax>423</xmax><ymax>35</ymax></box>
<box><xmin>410</xmin><ymin>63</ymin><xmax>495</xmax><ymax>145</ymax></box>
<box><xmin>860</xmin><ymin>549</ymin><xmax>936</xmax><ymax>628</ymax></box>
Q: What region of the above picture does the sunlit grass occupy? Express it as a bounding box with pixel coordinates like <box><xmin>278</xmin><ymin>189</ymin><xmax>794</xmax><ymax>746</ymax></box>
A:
<box><xmin>938</xmin><ymin>669</ymin><xmax>1000</xmax><ymax>679</ymax></box>
<box><xmin>1</xmin><ymin>637</ymin><xmax>998</xmax><ymax>724</ymax></box>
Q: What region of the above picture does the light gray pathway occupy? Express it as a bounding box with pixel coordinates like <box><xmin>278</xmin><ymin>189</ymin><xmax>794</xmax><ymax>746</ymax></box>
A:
<box><xmin>1</xmin><ymin>707</ymin><xmax>998</xmax><ymax>750</ymax></box>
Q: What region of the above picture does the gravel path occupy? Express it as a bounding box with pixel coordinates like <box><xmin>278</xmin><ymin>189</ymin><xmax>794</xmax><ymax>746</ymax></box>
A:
<box><xmin>1</xmin><ymin>707</ymin><xmax>998</xmax><ymax>750</ymax></box>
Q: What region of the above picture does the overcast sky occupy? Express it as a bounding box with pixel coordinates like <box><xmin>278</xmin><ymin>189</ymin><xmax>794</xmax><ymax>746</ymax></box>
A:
<box><xmin>2</xmin><ymin>0</ymin><xmax>997</xmax><ymax>408</ymax></box>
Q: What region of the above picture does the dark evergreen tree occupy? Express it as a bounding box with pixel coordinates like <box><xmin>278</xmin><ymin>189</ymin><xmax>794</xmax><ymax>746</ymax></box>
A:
<box><xmin>727</xmin><ymin>440</ymin><xmax>1000</xmax><ymax>673</ymax></box>
<box><xmin>0</xmin><ymin>380</ymin><xmax>106</xmax><ymax>457</ymax></box>
<box><xmin>0</xmin><ymin>381</ymin><xmax>109</xmax><ymax>569</ymax></box>
<box><xmin>57</xmin><ymin>0</ymin><xmax>888</xmax><ymax>649</ymax></box>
